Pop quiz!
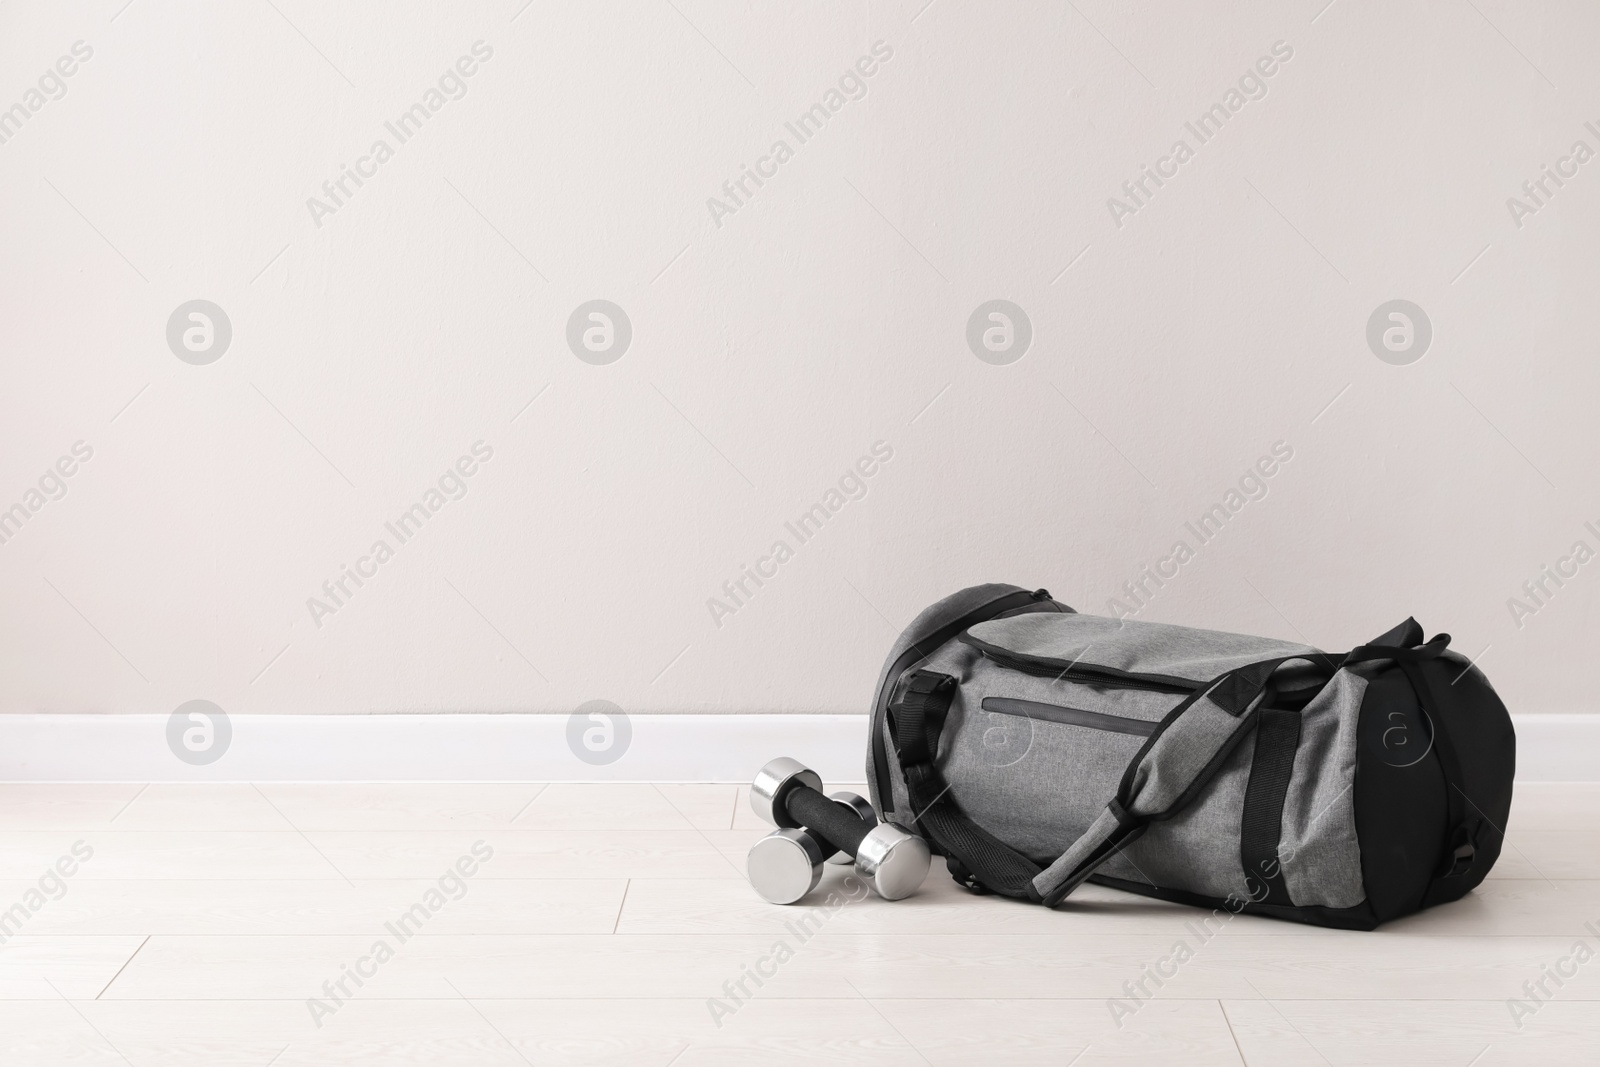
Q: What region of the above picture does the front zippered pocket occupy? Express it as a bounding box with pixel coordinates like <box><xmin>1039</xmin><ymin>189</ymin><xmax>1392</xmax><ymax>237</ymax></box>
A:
<box><xmin>959</xmin><ymin>634</ymin><xmax>1196</xmax><ymax>695</ymax></box>
<box><xmin>872</xmin><ymin>587</ymin><xmax>1065</xmax><ymax>812</ymax></box>
<box><xmin>980</xmin><ymin>697</ymin><xmax>1159</xmax><ymax>737</ymax></box>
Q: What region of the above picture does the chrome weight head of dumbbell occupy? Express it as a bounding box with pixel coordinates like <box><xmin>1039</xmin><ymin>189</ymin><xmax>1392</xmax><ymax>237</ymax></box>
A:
<box><xmin>824</xmin><ymin>792</ymin><xmax>876</xmax><ymax>864</ymax></box>
<box><xmin>854</xmin><ymin>822</ymin><xmax>932</xmax><ymax>900</ymax></box>
<box><xmin>749</xmin><ymin>757</ymin><xmax>823</xmax><ymax>829</ymax></box>
<box><xmin>746</xmin><ymin>827</ymin><xmax>826</xmax><ymax>904</ymax></box>
<box><xmin>746</xmin><ymin>822</ymin><xmax>931</xmax><ymax>904</ymax></box>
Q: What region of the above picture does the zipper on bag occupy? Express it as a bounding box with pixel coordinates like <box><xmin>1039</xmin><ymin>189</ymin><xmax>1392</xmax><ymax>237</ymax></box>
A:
<box><xmin>872</xmin><ymin>588</ymin><xmax>1060</xmax><ymax>811</ymax></box>
<box><xmin>959</xmin><ymin>635</ymin><xmax>1196</xmax><ymax>695</ymax></box>
<box><xmin>979</xmin><ymin>697</ymin><xmax>1159</xmax><ymax>738</ymax></box>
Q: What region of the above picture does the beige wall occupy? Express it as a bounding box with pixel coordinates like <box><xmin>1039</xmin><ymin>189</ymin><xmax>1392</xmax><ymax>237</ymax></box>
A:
<box><xmin>0</xmin><ymin>1</ymin><xmax>1593</xmax><ymax>717</ymax></box>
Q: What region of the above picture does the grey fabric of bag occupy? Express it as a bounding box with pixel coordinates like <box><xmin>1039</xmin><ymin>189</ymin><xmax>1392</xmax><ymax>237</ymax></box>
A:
<box><xmin>866</xmin><ymin>583</ymin><xmax>1517</xmax><ymax>929</ymax></box>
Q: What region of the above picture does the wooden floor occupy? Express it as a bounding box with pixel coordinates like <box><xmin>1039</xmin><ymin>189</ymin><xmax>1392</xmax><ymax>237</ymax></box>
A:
<box><xmin>0</xmin><ymin>782</ymin><xmax>1594</xmax><ymax>1065</ymax></box>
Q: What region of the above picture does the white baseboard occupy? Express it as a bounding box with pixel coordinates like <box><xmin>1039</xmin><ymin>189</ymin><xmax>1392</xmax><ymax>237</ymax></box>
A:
<box><xmin>0</xmin><ymin>714</ymin><xmax>868</xmax><ymax>783</ymax></box>
<box><xmin>0</xmin><ymin>713</ymin><xmax>1591</xmax><ymax>783</ymax></box>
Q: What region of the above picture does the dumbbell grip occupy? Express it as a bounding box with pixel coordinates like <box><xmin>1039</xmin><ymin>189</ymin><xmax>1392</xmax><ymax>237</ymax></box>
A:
<box><xmin>784</xmin><ymin>785</ymin><xmax>871</xmax><ymax>858</ymax></box>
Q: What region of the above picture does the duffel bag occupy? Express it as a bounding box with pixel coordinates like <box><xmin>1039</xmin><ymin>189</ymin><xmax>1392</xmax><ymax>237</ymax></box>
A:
<box><xmin>866</xmin><ymin>583</ymin><xmax>1515</xmax><ymax>929</ymax></box>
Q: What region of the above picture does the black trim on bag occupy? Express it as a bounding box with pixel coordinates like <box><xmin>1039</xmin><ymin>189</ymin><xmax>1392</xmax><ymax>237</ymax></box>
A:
<box><xmin>888</xmin><ymin>669</ymin><xmax>1045</xmax><ymax>898</ymax></box>
<box><xmin>1239</xmin><ymin>708</ymin><xmax>1302</xmax><ymax>907</ymax></box>
<box><xmin>1087</xmin><ymin>873</ymin><xmax>1381</xmax><ymax>932</ymax></box>
<box><xmin>872</xmin><ymin>588</ymin><xmax>1063</xmax><ymax>813</ymax></box>
<box><xmin>980</xmin><ymin>697</ymin><xmax>1159</xmax><ymax>737</ymax></box>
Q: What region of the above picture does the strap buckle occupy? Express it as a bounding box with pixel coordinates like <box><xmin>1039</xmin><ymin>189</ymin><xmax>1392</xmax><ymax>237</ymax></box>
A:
<box><xmin>899</xmin><ymin>669</ymin><xmax>955</xmax><ymax>700</ymax></box>
<box><xmin>1439</xmin><ymin>824</ymin><xmax>1478</xmax><ymax>879</ymax></box>
<box><xmin>946</xmin><ymin>856</ymin><xmax>992</xmax><ymax>894</ymax></box>
<box><xmin>1106</xmin><ymin>797</ymin><xmax>1140</xmax><ymax>829</ymax></box>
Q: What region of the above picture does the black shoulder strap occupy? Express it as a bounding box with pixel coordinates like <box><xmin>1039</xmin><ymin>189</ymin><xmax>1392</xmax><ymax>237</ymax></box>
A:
<box><xmin>1030</xmin><ymin>655</ymin><xmax>1305</xmax><ymax>906</ymax></box>
<box><xmin>891</xmin><ymin>657</ymin><xmax>1308</xmax><ymax>906</ymax></box>
<box><xmin>887</xmin><ymin>671</ymin><xmax>1043</xmax><ymax>898</ymax></box>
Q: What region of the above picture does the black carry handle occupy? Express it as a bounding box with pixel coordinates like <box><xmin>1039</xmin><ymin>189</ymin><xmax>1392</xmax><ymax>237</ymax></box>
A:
<box><xmin>1338</xmin><ymin>628</ymin><xmax>1481</xmax><ymax>885</ymax></box>
<box><xmin>1340</xmin><ymin>632</ymin><xmax>1450</xmax><ymax>666</ymax></box>
<box><xmin>889</xmin><ymin>671</ymin><xmax>1045</xmax><ymax>898</ymax></box>
<box><xmin>784</xmin><ymin>784</ymin><xmax>872</xmax><ymax>858</ymax></box>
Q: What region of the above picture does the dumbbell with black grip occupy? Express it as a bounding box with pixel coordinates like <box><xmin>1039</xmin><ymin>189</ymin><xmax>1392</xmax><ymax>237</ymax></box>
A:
<box><xmin>746</xmin><ymin>757</ymin><xmax>931</xmax><ymax>904</ymax></box>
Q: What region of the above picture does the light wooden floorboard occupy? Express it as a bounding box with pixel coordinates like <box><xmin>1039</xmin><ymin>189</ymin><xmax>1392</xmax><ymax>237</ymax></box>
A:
<box><xmin>83</xmin><ymin>931</ymin><xmax>1600</xmax><ymax>1001</ymax></box>
<box><xmin>1221</xmin><ymin>998</ymin><xmax>1600</xmax><ymax>1066</ymax></box>
<box><xmin>0</xmin><ymin>878</ymin><xmax>628</xmax><ymax>935</ymax></box>
<box><xmin>0</xmin><ymin>997</ymin><xmax>1243</xmax><ymax>1065</ymax></box>
<box><xmin>620</xmin><ymin>870</ymin><xmax>1600</xmax><ymax>937</ymax></box>
<box><xmin>0</xmin><ymin>935</ymin><xmax>146</xmax><ymax>1000</ymax></box>
<box><xmin>0</xmin><ymin>782</ymin><xmax>1594</xmax><ymax>1065</ymax></box>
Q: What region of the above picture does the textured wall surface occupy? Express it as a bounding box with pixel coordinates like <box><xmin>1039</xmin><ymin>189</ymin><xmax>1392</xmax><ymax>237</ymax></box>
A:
<box><xmin>0</xmin><ymin>1</ymin><xmax>1594</xmax><ymax>717</ymax></box>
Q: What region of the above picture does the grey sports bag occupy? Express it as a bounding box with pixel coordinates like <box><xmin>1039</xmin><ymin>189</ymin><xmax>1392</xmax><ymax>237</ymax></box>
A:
<box><xmin>866</xmin><ymin>583</ymin><xmax>1515</xmax><ymax>929</ymax></box>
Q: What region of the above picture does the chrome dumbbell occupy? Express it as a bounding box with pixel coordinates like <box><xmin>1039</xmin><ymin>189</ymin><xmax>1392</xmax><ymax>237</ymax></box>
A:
<box><xmin>746</xmin><ymin>757</ymin><xmax>931</xmax><ymax>905</ymax></box>
<box><xmin>825</xmin><ymin>791</ymin><xmax>876</xmax><ymax>864</ymax></box>
<box><xmin>748</xmin><ymin>757</ymin><xmax>875</xmax><ymax>863</ymax></box>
